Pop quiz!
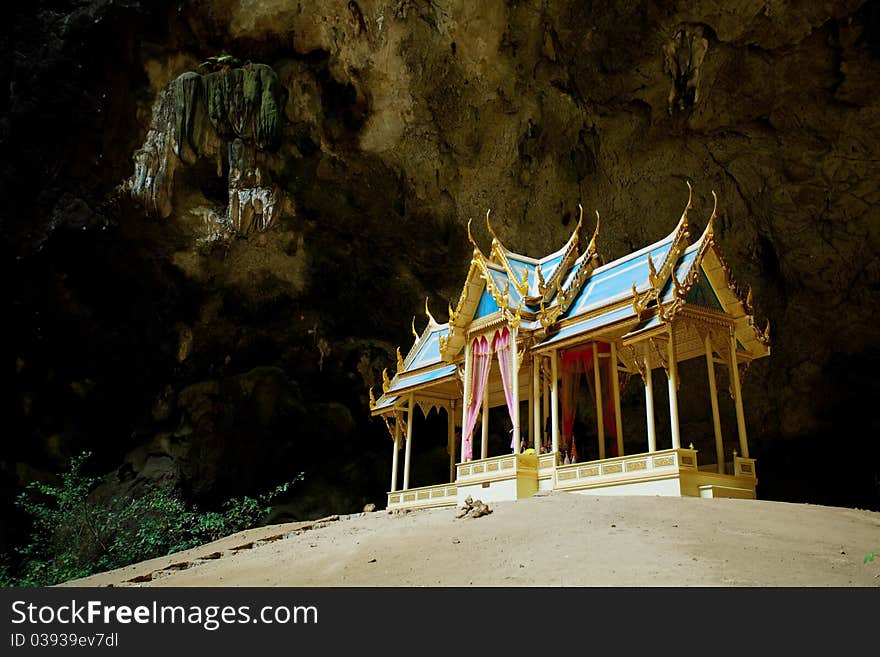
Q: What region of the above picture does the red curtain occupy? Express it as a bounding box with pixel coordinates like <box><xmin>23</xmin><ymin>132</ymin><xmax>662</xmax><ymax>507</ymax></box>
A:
<box><xmin>560</xmin><ymin>343</ymin><xmax>619</xmax><ymax>460</ymax></box>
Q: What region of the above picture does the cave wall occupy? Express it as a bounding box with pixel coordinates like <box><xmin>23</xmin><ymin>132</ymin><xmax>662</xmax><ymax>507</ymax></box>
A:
<box><xmin>4</xmin><ymin>0</ymin><xmax>880</xmax><ymax>549</ymax></box>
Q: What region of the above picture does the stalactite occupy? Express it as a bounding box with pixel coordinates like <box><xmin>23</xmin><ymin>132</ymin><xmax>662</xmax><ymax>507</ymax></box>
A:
<box><xmin>126</xmin><ymin>64</ymin><xmax>284</xmax><ymax>231</ymax></box>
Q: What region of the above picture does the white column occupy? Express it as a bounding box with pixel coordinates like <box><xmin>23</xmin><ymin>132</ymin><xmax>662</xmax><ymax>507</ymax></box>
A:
<box><xmin>705</xmin><ymin>333</ymin><xmax>725</xmax><ymax>473</ymax></box>
<box><xmin>391</xmin><ymin>421</ymin><xmax>400</xmax><ymax>492</ymax></box>
<box><xmin>460</xmin><ymin>339</ymin><xmax>472</xmax><ymax>463</ymax></box>
<box><xmin>447</xmin><ymin>403</ymin><xmax>456</xmax><ymax>482</ymax></box>
<box><xmin>551</xmin><ymin>350</ymin><xmax>559</xmax><ymax>454</ymax></box>
<box><xmin>528</xmin><ymin>365</ymin><xmax>534</xmax><ymax>450</ymax></box>
<box><xmin>667</xmin><ymin>327</ymin><xmax>681</xmax><ymax>450</ymax></box>
<box><xmin>481</xmin><ymin>380</ymin><xmax>489</xmax><ymax>460</ymax></box>
<box><xmin>542</xmin><ymin>360</ymin><xmax>550</xmax><ymax>449</ymax></box>
<box><xmin>729</xmin><ymin>330</ymin><xmax>749</xmax><ymax>458</ymax></box>
<box><xmin>533</xmin><ymin>358</ymin><xmax>540</xmax><ymax>451</ymax></box>
<box><xmin>611</xmin><ymin>341</ymin><xmax>624</xmax><ymax>457</ymax></box>
<box><xmin>593</xmin><ymin>342</ymin><xmax>605</xmax><ymax>460</ymax></box>
<box><xmin>511</xmin><ymin>328</ymin><xmax>520</xmax><ymax>453</ymax></box>
<box><xmin>403</xmin><ymin>393</ymin><xmax>414</xmax><ymax>490</ymax></box>
<box><xmin>644</xmin><ymin>356</ymin><xmax>656</xmax><ymax>453</ymax></box>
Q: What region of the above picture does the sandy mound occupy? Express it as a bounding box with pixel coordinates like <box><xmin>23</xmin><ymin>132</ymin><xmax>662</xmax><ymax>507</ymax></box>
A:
<box><xmin>64</xmin><ymin>494</ymin><xmax>880</xmax><ymax>587</ymax></box>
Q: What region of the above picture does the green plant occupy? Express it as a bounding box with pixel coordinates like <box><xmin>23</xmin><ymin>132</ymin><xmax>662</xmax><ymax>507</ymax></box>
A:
<box><xmin>3</xmin><ymin>452</ymin><xmax>302</xmax><ymax>587</ymax></box>
<box><xmin>865</xmin><ymin>549</ymin><xmax>879</xmax><ymax>565</ymax></box>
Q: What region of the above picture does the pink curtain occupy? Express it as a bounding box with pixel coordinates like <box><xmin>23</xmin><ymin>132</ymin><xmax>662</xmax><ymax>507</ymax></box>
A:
<box><xmin>493</xmin><ymin>328</ymin><xmax>517</xmax><ymax>450</ymax></box>
<box><xmin>463</xmin><ymin>336</ymin><xmax>491</xmax><ymax>461</ymax></box>
<box><xmin>560</xmin><ymin>343</ymin><xmax>618</xmax><ymax>460</ymax></box>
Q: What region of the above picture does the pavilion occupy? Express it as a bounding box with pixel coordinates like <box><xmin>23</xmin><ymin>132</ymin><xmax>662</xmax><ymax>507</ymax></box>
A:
<box><xmin>369</xmin><ymin>185</ymin><xmax>771</xmax><ymax>510</ymax></box>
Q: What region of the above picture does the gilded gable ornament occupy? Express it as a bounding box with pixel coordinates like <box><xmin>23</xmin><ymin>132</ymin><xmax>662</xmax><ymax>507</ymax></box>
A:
<box><xmin>536</xmin><ymin>263</ymin><xmax>547</xmax><ymax>295</ymax></box>
<box><xmin>648</xmin><ymin>254</ymin><xmax>660</xmax><ymax>288</ymax></box>
<box><xmin>672</xmin><ymin>272</ymin><xmax>684</xmax><ymax>299</ymax></box>
<box><xmin>382</xmin><ymin>367</ymin><xmax>391</xmax><ymax>393</ymax></box>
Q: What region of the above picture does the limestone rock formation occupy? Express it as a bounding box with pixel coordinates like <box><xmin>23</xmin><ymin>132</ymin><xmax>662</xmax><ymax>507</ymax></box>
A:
<box><xmin>126</xmin><ymin>64</ymin><xmax>286</xmax><ymax>235</ymax></box>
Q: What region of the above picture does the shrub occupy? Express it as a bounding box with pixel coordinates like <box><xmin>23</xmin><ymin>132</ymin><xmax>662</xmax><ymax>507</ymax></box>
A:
<box><xmin>4</xmin><ymin>452</ymin><xmax>302</xmax><ymax>587</ymax></box>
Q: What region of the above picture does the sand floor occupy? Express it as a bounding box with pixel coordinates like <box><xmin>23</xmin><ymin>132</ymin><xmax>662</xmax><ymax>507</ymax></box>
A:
<box><xmin>64</xmin><ymin>493</ymin><xmax>880</xmax><ymax>587</ymax></box>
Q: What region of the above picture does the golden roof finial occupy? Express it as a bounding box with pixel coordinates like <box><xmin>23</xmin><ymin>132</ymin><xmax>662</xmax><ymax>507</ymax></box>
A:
<box><xmin>631</xmin><ymin>282</ymin><xmax>642</xmax><ymax>316</ymax></box>
<box><xmin>411</xmin><ymin>316</ymin><xmax>418</xmax><ymax>340</ymax></box>
<box><xmin>536</xmin><ymin>262</ymin><xmax>546</xmax><ymax>293</ymax></box>
<box><xmin>368</xmin><ymin>386</ymin><xmax>376</xmax><ymax>409</ymax></box>
<box><xmin>499</xmin><ymin>279</ymin><xmax>510</xmax><ymax>309</ymax></box>
<box><xmin>673</xmin><ymin>272</ymin><xmax>684</xmax><ymax>298</ymax></box>
<box><xmin>587</xmin><ymin>210</ymin><xmax>600</xmax><ymax>255</ymax></box>
<box><xmin>555</xmin><ymin>278</ymin><xmax>568</xmax><ymax>305</ymax></box>
<box><xmin>746</xmin><ymin>286</ymin><xmax>754</xmax><ymax>313</ymax></box>
<box><xmin>681</xmin><ymin>180</ymin><xmax>693</xmax><ymax>232</ymax></box>
<box><xmin>396</xmin><ymin>347</ymin><xmax>405</xmax><ymax>373</ymax></box>
<box><xmin>763</xmin><ymin>319</ymin><xmax>771</xmax><ymax>344</ymax></box>
<box><xmin>425</xmin><ymin>297</ymin><xmax>437</xmax><ymax>325</ymax></box>
<box><xmin>448</xmin><ymin>302</ymin><xmax>455</xmax><ymax>324</ymax></box>
<box><xmin>700</xmin><ymin>190</ymin><xmax>718</xmax><ymax>242</ymax></box>
<box><xmin>648</xmin><ymin>253</ymin><xmax>658</xmax><ymax>287</ymax></box>
<box><xmin>538</xmin><ymin>299</ymin><xmax>556</xmax><ymax>328</ymax></box>
<box><xmin>382</xmin><ymin>367</ymin><xmax>391</xmax><ymax>393</ymax></box>
<box><xmin>467</xmin><ymin>218</ymin><xmax>479</xmax><ymax>252</ymax></box>
<box><xmin>509</xmin><ymin>302</ymin><xmax>523</xmax><ymax>329</ymax></box>
<box><xmin>486</xmin><ymin>208</ymin><xmax>498</xmax><ymax>242</ymax></box>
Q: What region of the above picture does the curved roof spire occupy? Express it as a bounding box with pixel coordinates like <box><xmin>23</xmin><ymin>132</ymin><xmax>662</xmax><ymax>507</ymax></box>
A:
<box><xmin>425</xmin><ymin>297</ymin><xmax>437</xmax><ymax>326</ymax></box>
<box><xmin>682</xmin><ymin>180</ymin><xmax>693</xmax><ymax>228</ymax></box>
<box><xmin>706</xmin><ymin>189</ymin><xmax>717</xmax><ymax>235</ymax></box>
<box><xmin>586</xmin><ymin>209</ymin><xmax>600</xmax><ymax>255</ymax></box>
<box><xmin>486</xmin><ymin>208</ymin><xmax>498</xmax><ymax>242</ymax></box>
<box><xmin>466</xmin><ymin>218</ymin><xmax>485</xmax><ymax>257</ymax></box>
<box><xmin>695</xmin><ymin>189</ymin><xmax>718</xmax><ymax>245</ymax></box>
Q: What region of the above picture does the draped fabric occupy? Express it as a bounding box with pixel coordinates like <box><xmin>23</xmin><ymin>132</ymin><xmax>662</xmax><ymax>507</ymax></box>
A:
<box><xmin>463</xmin><ymin>335</ymin><xmax>491</xmax><ymax>461</ymax></box>
<box><xmin>560</xmin><ymin>343</ymin><xmax>619</xmax><ymax>460</ymax></box>
<box><xmin>493</xmin><ymin>328</ymin><xmax>517</xmax><ymax>450</ymax></box>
